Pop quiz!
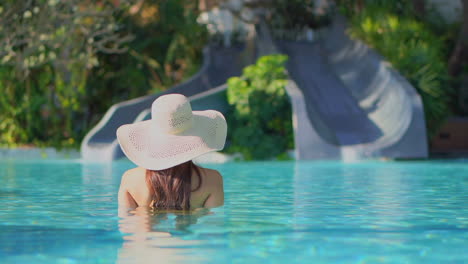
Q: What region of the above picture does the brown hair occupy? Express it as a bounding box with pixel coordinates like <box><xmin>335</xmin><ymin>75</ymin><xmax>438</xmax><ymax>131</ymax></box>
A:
<box><xmin>145</xmin><ymin>160</ymin><xmax>202</xmax><ymax>210</ymax></box>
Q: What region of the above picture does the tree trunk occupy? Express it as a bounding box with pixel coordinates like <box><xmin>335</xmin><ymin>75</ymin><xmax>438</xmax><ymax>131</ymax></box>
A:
<box><xmin>412</xmin><ymin>0</ymin><xmax>426</xmax><ymax>17</ymax></box>
<box><xmin>356</xmin><ymin>0</ymin><xmax>364</xmax><ymax>13</ymax></box>
<box><xmin>448</xmin><ymin>0</ymin><xmax>468</xmax><ymax>77</ymax></box>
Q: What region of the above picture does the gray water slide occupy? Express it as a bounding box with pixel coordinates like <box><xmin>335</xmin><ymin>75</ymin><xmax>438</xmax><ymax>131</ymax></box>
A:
<box><xmin>81</xmin><ymin>45</ymin><xmax>250</xmax><ymax>161</ymax></box>
<box><xmin>81</xmin><ymin>17</ymin><xmax>428</xmax><ymax>161</ymax></box>
<box><xmin>279</xmin><ymin>18</ymin><xmax>428</xmax><ymax>160</ymax></box>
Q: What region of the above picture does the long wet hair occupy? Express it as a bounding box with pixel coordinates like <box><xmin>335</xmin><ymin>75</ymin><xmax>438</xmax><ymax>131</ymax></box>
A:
<box><xmin>145</xmin><ymin>160</ymin><xmax>202</xmax><ymax>210</ymax></box>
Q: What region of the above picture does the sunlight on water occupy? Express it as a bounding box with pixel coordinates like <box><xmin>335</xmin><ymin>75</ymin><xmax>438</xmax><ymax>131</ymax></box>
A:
<box><xmin>0</xmin><ymin>159</ymin><xmax>467</xmax><ymax>263</ymax></box>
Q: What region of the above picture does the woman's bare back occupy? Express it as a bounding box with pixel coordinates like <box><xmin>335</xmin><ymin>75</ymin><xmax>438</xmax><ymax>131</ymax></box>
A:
<box><xmin>118</xmin><ymin>165</ymin><xmax>224</xmax><ymax>210</ymax></box>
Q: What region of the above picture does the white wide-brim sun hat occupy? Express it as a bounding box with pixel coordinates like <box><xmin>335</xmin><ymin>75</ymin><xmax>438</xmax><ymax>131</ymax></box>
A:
<box><xmin>116</xmin><ymin>94</ymin><xmax>227</xmax><ymax>170</ymax></box>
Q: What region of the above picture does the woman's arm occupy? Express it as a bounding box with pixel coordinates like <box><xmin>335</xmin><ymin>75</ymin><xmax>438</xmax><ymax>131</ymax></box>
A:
<box><xmin>203</xmin><ymin>171</ymin><xmax>224</xmax><ymax>208</ymax></box>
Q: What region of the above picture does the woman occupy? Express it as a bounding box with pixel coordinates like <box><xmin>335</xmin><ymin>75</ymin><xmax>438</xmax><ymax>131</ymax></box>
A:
<box><xmin>117</xmin><ymin>94</ymin><xmax>226</xmax><ymax>211</ymax></box>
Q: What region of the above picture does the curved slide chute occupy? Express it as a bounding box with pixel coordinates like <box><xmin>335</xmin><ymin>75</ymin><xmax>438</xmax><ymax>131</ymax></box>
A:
<box><xmin>278</xmin><ymin>18</ymin><xmax>428</xmax><ymax>160</ymax></box>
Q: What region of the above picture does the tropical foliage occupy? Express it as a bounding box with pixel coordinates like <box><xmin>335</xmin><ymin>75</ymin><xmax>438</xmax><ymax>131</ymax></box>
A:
<box><xmin>87</xmin><ymin>0</ymin><xmax>207</xmax><ymax>126</ymax></box>
<box><xmin>0</xmin><ymin>0</ymin><xmax>207</xmax><ymax>148</ymax></box>
<box><xmin>226</xmin><ymin>55</ymin><xmax>293</xmax><ymax>160</ymax></box>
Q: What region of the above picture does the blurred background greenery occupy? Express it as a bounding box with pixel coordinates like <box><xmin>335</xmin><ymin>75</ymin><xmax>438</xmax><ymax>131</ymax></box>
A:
<box><xmin>0</xmin><ymin>0</ymin><xmax>467</xmax><ymax>158</ymax></box>
<box><xmin>0</xmin><ymin>0</ymin><xmax>207</xmax><ymax>148</ymax></box>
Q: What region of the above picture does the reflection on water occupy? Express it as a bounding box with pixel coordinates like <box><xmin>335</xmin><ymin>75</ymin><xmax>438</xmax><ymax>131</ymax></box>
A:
<box><xmin>292</xmin><ymin>161</ymin><xmax>468</xmax><ymax>262</ymax></box>
<box><xmin>293</xmin><ymin>162</ymin><xmax>424</xmax><ymax>229</ymax></box>
<box><xmin>117</xmin><ymin>207</ymin><xmax>211</xmax><ymax>264</ymax></box>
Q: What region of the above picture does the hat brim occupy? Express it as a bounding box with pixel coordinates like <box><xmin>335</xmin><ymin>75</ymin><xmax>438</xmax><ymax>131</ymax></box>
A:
<box><xmin>116</xmin><ymin>110</ymin><xmax>227</xmax><ymax>170</ymax></box>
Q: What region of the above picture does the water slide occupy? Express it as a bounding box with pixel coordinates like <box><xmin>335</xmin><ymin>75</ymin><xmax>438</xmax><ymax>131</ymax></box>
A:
<box><xmin>276</xmin><ymin>17</ymin><xmax>428</xmax><ymax>160</ymax></box>
<box><xmin>81</xmin><ymin>17</ymin><xmax>428</xmax><ymax>161</ymax></box>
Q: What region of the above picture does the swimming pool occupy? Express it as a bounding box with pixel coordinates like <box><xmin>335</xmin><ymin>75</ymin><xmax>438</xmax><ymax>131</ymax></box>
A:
<box><xmin>0</xmin><ymin>159</ymin><xmax>467</xmax><ymax>263</ymax></box>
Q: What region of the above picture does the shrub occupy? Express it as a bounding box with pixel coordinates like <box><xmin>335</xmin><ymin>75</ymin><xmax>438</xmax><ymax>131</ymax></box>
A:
<box><xmin>0</xmin><ymin>0</ymin><xmax>125</xmax><ymax>148</ymax></box>
<box><xmin>226</xmin><ymin>55</ymin><xmax>294</xmax><ymax>160</ymax></box>
<box><xmin>0</xmin><ymin>0</ymin><xmax>207</xmax><ymax>148</ymax></box>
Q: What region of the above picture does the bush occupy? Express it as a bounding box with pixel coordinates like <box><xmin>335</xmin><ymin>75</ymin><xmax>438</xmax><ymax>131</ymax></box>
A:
<box><xmin>0</xmin><ymin>0</ymin><xmax>119</xmax><ymax>148</ymax></box>
<box><xmin>346</xmin><ymin>3</ymin><xmax>454</xmax><ymax>138</ymax></box>
<box><xmin>226</xmin><ymin>55</ymin><xmax>294</xmax><ymax>160</ymax></box>
<box><xmin>0</xmin><ymin>0</ymin><xmax>207</xmax><ymax>148</ymax></box>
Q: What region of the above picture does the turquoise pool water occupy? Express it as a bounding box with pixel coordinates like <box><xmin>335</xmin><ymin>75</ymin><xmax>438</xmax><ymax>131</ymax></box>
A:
<box><xmin>0</xmin><ymin>159</ymin><xmax>467</xmax><ymax>263</ymax></box>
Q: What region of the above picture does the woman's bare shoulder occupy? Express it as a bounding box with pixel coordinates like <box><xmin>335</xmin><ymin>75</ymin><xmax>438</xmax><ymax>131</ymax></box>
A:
<box><xmin>120</xmin><ymin>167</ymin><xmax>151</xmax><ymax>206</ymax></box>
<box><xmin>197</xmin><ymin>167</ymin><xmax>224</xmax><ymax>208</ymax></box>
<box><xmin>121</xmin><ymin>167</ymin><xmax>146</xmax><ymax>187</ymax></box>
<box><xmin>125</xmin><ymin>167</ymin><xmax>146</xmax><ymax>174</ymax></box>
<box><xmin>199</xmin><ymin>167</ymin><xmax>223</xmax><ymax>186</ymax></box>
<box><xmin>199</xmin><ymin>167</ymin><xmax>221</xmax><ymax>176</ymax></box>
